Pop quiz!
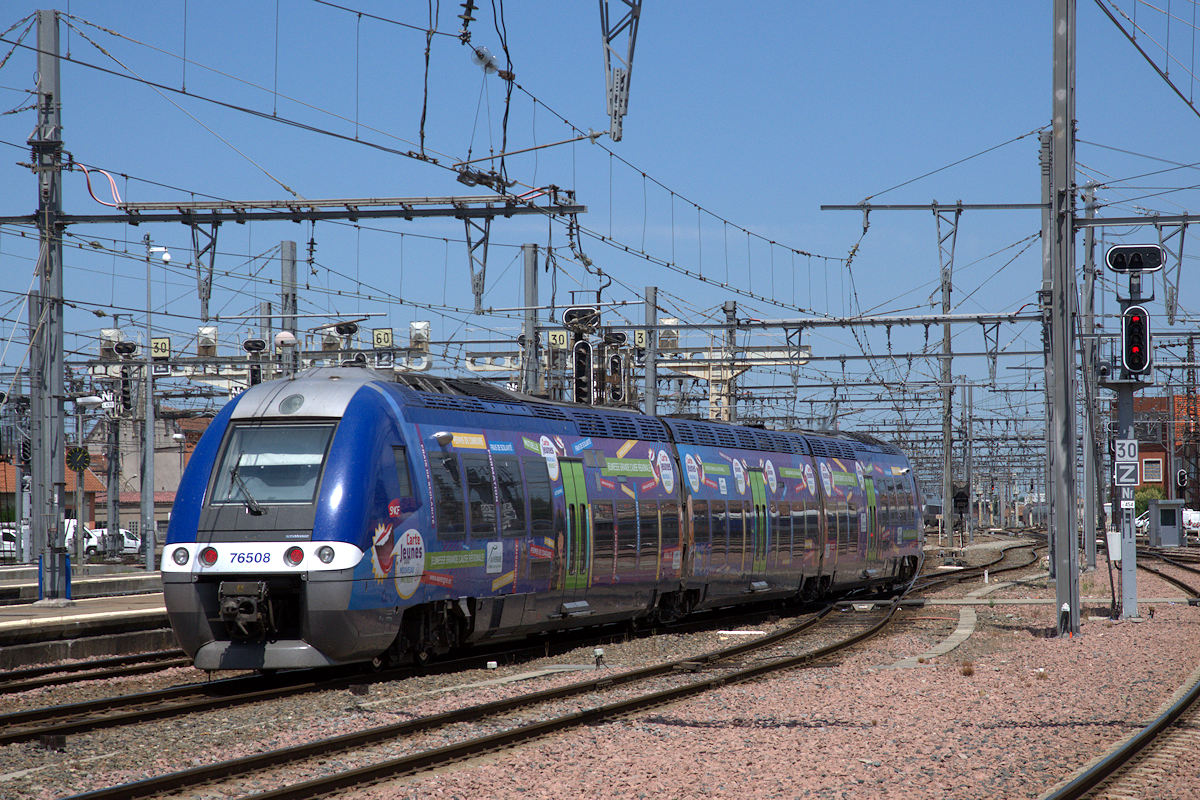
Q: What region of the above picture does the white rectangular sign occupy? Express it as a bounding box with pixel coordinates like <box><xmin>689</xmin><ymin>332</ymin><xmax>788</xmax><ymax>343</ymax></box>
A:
<box><xmin>1114</xmin><ymin>439</ymin><xmax>1139</xmax><ymax>462</ymax></box>
<box><xmin>1115</xmin><ymin>461</ymin><xmax>1140</xmax><ymax>487</ymax></box>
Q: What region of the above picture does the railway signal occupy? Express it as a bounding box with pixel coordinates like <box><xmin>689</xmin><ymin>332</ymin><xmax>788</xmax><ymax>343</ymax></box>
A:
<box><xmin>572</xmin><ymin>340</ymin><xmax>593</xmax><ymax>404</ymax></box>
<box><xmin>1121</xmin><ymin>305</ymin><xmax>1151</xmax><ymax>374</ymax></box>
<box><xmin>1105</xmin><ymin>244</ymin><xmax>1164</xmax><ymax>273</ymax></box>
<box><xmin>607</xmin><ymin>351</ymin><xmax>624</xmax><ymax>402</ymax></box>
<box><xmin>562</xmin><ymin>306</ymin><xmax>600</xmax><ymax>333</ymax></box>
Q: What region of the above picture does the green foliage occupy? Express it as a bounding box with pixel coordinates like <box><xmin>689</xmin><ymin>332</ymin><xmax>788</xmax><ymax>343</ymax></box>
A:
<box><xmin>1135</xmin><ymin>485</ymin><xmax>1164</xmax><ymax>517</ymax></box>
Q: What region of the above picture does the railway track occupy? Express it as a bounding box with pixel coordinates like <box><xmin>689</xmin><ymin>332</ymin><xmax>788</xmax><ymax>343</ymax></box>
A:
<box><xmin>0</xmin><ymin>649</ymin><xmax>191</xmax><ymax>694</ymax></box>
<box><xmin>64</xmin><ymin>600</ymin><xmax>900</xmax><ymax>800</ymax></box>
<box><xmin>912</xmin><ymin>539</ymin><xmax>1043</xmax><ymax>594</ymax></box>
<box><xmin>1135</xmin><ymin>549</ymin><xmax>1200</xmax><ymax>605</ymax></box>
<box><xmin>0</xmin><ymin>668</ymin><xmax>355</xmax><ymax>746</ymax></box>
<box><xmin>10</xmin><ymin>537</ymin><xmax>1040</xmax><ymax>797</ymax></box>
<box><xmin>0</xmin><ymin>594</ymin><xmax>848</xmax><ymax>746</ymax></box>
<box><xmin>1040</xmin><ymin>558</ymin><xmax>1200</xmax><ymax>800</ymax></box>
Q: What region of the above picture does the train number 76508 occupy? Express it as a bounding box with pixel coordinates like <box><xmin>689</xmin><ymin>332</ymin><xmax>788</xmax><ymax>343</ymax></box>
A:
<box><xmin>230</xmin><ymin>551</ymin><xmax>271</xmax><ymax>564</ymax></box>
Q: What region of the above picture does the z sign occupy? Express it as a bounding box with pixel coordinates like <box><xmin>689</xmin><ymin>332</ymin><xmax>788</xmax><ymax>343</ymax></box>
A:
<box><xmin>1114</xmin><ymin>461</ymin><xmax>1139</xmax><ymax>487</ymax></box>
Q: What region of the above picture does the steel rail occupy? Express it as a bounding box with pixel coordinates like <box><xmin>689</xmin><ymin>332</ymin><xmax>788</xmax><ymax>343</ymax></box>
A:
<box><xmin>239</xmin><ymin>607</ymin><xmax>898</xmax><ymax>800</ymax></box>
<box><xmin>1040</xmin><ymin>672</ymin><xmax>1200</xmax><ymax>800</ymax></box>
<box><xmin>67</xmin><ymin>605</ymin><xmax>856</xmax><ymax>800</ymax></box>
<box><xmin>0</xmin><ymin>652</ymin><xmax>191</xmax><ymax>694</ymax></box>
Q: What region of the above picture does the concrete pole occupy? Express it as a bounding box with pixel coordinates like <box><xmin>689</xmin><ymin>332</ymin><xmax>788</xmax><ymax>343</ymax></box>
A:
<box><xmin>31</xmin><ymin>9</ymin><xmax>68</xmax><ymax>601</ymax></box>
<box><xmin>72</xmin><ymin>405</ymin><xmax>83</xmax><ymax>562</ymax></box>
<box><xmin>13</xmin><ymin>372</ymin><xmax>26</xmax><ymax>562</ymax></box>
<box><xmin>1118</xmin><ymin>383</ymin><xmax>1138</xmax><ymax>618</ymax></box>
<box><xmin>1081</xmin><ymin>186</ymin><xmax>1099</xmax><ymax>569</ymax></box>
<box><xmin>966</xmin><ymin>383</ymin><xmax>974</xmax><ymax>543</ymax></box>
<box><xmin>521</xmin><ymin>244</ymin><xmax>538</xmax><ymax>394</ymax></box>
<box><xmin>940</xmin><ymin>282</ymin><xmax>953</xmax><ymax>549</ymax></box>
<box><xmin>1039</xmin><ymin>131</ymin><xmax>1056</xmax><ymax>562</ymax></box>
<box><xmin>723</xmin><ymin>300</ymin><xmax>737</xmax><ymax>422</ymax></box>
<box><xmin>142</xmin><ymin>235</ymin><xmax>157</xmax><ymax>572</ymax></box>
<box><xmin>1051</xmin><ymin>0</ymin><xmax>1080</xmax><ymax>635</ymax></box>
<box><xmin>645</xmin><ymin>286</ymin><xmax>658</xmax><ymax>415</ymax></box>
<box><xmin>281</xmin><ymin>241</ymin><xmax>299</xmax><ymax>377</ymax></box>
<box><xmin>105</xmin><ymin>406</ymin><xmax>119</xmax><ymax>557</ymax></box>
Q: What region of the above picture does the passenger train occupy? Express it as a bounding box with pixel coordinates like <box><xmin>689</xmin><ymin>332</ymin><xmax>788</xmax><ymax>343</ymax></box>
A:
<box><xmin>163</xmin><ymin>366</ymin><xmax>924</xmax><ymax>670</ymax></box>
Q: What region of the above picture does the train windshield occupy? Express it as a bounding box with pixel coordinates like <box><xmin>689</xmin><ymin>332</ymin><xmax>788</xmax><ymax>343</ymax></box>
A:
<box><xmin>211</xmin><ymin>423</ymin><xmax>336</xmax><ymax>506</ymax></box>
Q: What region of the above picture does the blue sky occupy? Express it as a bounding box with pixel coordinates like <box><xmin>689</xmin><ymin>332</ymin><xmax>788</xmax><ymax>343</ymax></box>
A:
<box><xmin>2</xmin><ymin>2</ymin><xmax>1198</xmax><ymax>484</ymax></box>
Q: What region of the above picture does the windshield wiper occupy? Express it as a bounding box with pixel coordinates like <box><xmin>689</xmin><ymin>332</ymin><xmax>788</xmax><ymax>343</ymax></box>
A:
<box><xmin>230</xmin><ymin>466</ymin><xmax>266</xmax><ymax>516</ymax></box>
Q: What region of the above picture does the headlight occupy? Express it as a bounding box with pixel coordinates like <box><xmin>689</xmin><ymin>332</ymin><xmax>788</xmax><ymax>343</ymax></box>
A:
<box><xmin>171</xmin><ymin>547</ymin><xmax>190</xmax><ymax>566</ymax></box>
<box><xmin>317</xmin><ymin>545</ymin><xmax>335</xmax><ymax>564</ymax></box>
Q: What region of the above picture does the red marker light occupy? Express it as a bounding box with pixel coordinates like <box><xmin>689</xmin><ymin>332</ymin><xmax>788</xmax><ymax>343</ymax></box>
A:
<box><xmin>284</xmin><ymin>546</ymin><xmax>304</xmax><ymax>566</ymax></box>
<box><xmin>199</xmin><ymin>547</ymin><xmax>218</xmax><ymax>566</ymax></box>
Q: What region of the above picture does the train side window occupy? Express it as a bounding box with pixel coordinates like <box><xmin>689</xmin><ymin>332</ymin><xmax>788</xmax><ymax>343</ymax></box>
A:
<box><xmin>392</xmin><ymin>446</ymin><xmax>414</xmax><ymax>498</ymax></box>
<box><xmin>429</xmin><ymin>454</ymin><xmax>466</xmax><ymax>539</ymax></box>
<box><xmin>524</xmin><ymin>458</ymin><xmax>553</xmax><ymax>536</ymax></box>
<box><xmin>692</xmin><ymin>499</ymin><xmax>710</xmax><ymax>550</ymax></box>
<box><xmin>616</xmin><ymin>500</ymin><xmax>638</xmax><ymax>573</ymax></box>
<box><xmin>592</xmin><ymin>501</ymin><xmax>616</xmax><ymax>581</ymax></box>
<box><xmin>638</xmin><ymin>501</ymin><xmax>658</xmax><ymax>569</ymax></box>
<box><xmin>711</xmin><ymin>500</ymin><xmax>727</xmax><ymax>566</ymax></box>
<box><xmin>826</xmin><ymin>497</ymin><xmax>839</xmax><ymax>554</ymax></box>
<box><xmin>804</xmin><ymin>499</ymin><xmax>821</xmax><ymax>554</ymax></box>
<box><xmin>661</xmin><ymin>501</ymin><xmax>680</xmax><ymax>555</ymax></box>
<box><xmin>774</xmin><ymin>502</ymin><xmax>789</xmax><ymax>559</ymax></box>
<box><xmin>728</xmin><ymin>502</ymin><xmax>746</xmax><ymax>568</ymax></box>
<box><xmin>462</xmin><ymin>453</ymin><xmax>497</xmax><ymax>540</ymax></box>
<box><xmin>493</xmin><ymin>454</ymin><xmax>526</xmax><ymax>538</ymax></box>
<box><xmin>790</xmin><ymin>502</ymin><xmax>805</xmax><ymax>558</ymax></box>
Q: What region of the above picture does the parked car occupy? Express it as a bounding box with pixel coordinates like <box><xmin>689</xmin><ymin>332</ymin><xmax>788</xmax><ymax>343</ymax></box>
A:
<box><xmin>1183</xmin><ymin>508</ymin><xmax>1200</xmax><ymax>533</ymax></box>
<box><xmin>1135</xmin><ymin>511</ymin><xmax>1149</xmax><ymax>533</ymax></box>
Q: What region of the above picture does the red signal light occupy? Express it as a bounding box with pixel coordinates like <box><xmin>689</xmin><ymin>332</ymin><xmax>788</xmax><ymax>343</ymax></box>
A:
<box><xmin>1121</xmin><ymin>304</ymin><xmax>1152</xmax><ymax>374</ymax></box>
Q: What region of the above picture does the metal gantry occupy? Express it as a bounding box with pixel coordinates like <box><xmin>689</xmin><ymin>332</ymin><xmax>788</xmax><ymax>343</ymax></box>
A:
<box><xmin>599</xmin><ymin>0</ymin><xmax>642</xmax><ymax>141</ymax></box>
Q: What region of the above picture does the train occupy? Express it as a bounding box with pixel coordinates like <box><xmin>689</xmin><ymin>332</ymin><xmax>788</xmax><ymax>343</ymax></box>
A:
<box><xmin>162</xmin><ymin>365</ymin><xmax>924</xmax><ymax>670</ymax></box>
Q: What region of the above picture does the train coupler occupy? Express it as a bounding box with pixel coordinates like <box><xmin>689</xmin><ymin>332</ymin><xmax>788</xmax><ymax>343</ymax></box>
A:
<box><xmin>218</xmin><ymin>580</ymin><xmax>276</xmax><ymax>639</ymax></box>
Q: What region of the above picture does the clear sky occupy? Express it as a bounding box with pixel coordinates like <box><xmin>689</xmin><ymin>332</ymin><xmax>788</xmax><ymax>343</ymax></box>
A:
<box><xmin>2</xmin><ymin>1</ymin><xmax>1198</xmax><ymax>490</ymax></box>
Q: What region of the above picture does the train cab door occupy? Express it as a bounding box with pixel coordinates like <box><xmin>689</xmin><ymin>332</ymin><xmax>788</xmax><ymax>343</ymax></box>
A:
<box><xmin>749</xmin><ymin>470</ymin><xmax>768</xmax><ymax>574</ymax></box>
<box><xmin>560</xmin><ymin>460</ymin><xmax>591</xmax><ymax>597</ymax></box>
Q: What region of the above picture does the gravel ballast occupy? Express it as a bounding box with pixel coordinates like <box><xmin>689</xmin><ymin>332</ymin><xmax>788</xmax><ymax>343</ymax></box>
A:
<box><xmin>1</xmin><ymin>538</ymin><xmax>1198</xmax><ymax>800</ymax></box>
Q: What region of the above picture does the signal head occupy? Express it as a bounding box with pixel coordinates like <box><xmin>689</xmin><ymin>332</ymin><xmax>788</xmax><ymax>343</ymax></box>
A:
<box><xmin>1121</xmin><ymin>304</ymin><xmax>1152</xmax><ymax>374</ymax></box>
<box><xmin>1106</xmin><ymin>244</ymin><xmax>1164</xmax><ymax>273</ymax></box>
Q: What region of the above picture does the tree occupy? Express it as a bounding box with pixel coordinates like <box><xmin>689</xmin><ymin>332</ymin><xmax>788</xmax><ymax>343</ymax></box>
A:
<box><xmin>1135</xmin><ymin>485</ymin><xmax>1164</xmax><ymax>517</ymax></box>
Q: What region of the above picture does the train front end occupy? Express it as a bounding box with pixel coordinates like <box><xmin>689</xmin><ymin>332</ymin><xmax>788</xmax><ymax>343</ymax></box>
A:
<box><xmin>162</xmin><ymin>367</ymin><xmax>407</xmax><ymax>670</ymax></box>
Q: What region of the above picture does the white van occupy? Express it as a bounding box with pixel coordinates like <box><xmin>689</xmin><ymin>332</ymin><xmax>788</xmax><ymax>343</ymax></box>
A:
<box><xmin>89</xmin><ymin>527</ymin><xmax>141</xmax><ymax>556</ymax></box>
<box><xmin>64</xmin><ymin>521</ymin><xmax>140</xmax><ymax>556</ymax></box>
<box><xmin>63</xmin><ymin>519</ymin><xmax>99</xmax><ymax>554</ymax></box>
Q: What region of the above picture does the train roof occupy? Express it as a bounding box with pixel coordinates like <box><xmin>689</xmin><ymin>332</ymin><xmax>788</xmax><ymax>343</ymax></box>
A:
<box><xmin>232</xmin><ymin>366</ymin><xmax>903</xmax><ymax>459</ymax></box>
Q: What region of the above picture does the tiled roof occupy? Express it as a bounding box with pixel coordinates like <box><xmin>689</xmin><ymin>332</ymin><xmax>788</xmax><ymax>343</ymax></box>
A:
<box><xmin>0</xmin><ymin>462</ymin><xmax>106</xmax><ymax>493</ymax></box>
